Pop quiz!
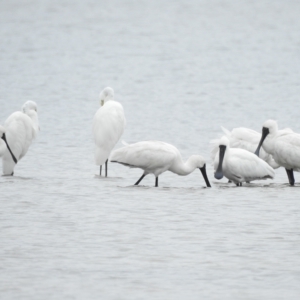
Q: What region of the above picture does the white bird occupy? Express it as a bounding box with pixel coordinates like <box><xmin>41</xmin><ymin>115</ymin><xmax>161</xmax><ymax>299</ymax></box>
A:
<box><xmin>2</xmin><ymin>101</ymin><xmax>39</xmax><ymax>176</ymax></box>
<box><xmin>211</xmin><ymin>126</ymin><xmax>281</xmax><ymax>169</ymax></box>
<box><xmin>93</xmin><ymin>87</ymin><xmax>126</xmax><ymax>176</ymax></box>
<box><xmin>255</xmin><ymin>119</ymin><xmax>300</xmax><ymax>186</ymax></box>
<box><xmin>110</xmin><ymin>140</ymin><xmax>211</xmax><ymax>187</ymax></box>
<box><xmin>214</xmin><ymin>136</ymin><xmax>275</xmax><ymax>186</ymax></box>
<box><xmin>0</xmin><ymin>126</ymin><xmax>8</xmax><ymax>157</ymax></box>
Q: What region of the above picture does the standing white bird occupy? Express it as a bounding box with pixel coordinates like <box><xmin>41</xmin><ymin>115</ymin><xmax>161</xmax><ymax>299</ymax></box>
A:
<box><xmin>255</xmin><ymin>119</ymin><xmax>300</xmax><ymax>186</ymax></box>
<box><xmin>2</xmin><ymin>101</ymin><xmax>39</xmax><ymax>176</ymax></box>
<box><xmin>93</xmin><ymin>87</ymin><xmax>126</xmax><ymax>176</ymax></box>
<box><xmin>214</xmin><ymin>136</ymin><xmax>275</xmax><ymax>186</ymax></box>
<box><xmin>110</xmin><ymin>140</ymin><xmax>211</xmax><ymax>187</ymax></box>
<box><xmin>211</xmin><ymin>126</ymin><xmax>281</xmax><ymax>169</ymax></box>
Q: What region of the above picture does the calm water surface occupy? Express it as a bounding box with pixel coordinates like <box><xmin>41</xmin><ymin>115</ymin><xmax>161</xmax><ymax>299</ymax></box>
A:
<box><xmin>1</xmin><ymin>0</ymin><xmax>300</xmax><ymax>299</ymax></box>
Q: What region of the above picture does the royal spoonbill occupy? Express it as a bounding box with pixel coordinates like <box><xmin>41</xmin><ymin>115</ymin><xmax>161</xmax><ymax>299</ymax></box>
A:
<box><xmin>255</xmin><ymin>119</ymin><xmax>300</xmax><ymax>186</ymax></box>
<box><xmin>110</xmin><ymin>141</ymin><xmax>211</xmax><ymax>187</ymax></box>
<box><xmin>2</xmin><ymin>101</ymin><xmax>39</xmax><ymax>176</ymax></box>
<box><xmin>93</xmin><ymin>87</ymin><xmax>126</xmax><ymax>177</ymax></box>
<box><xmin>211</xmin><ymin>126</ymin><xmax>280</xmax><ymax>169</ymax></box>
<box><xmin>214</xmin><ymin>136</ymin><xmax>275</xmax><ymax>186</ymax></box>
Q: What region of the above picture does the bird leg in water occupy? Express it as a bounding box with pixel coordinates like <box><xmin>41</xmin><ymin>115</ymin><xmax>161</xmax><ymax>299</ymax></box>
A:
<box><xmin>100</xmin><ymin>165</ymin><xmax>102</xmax><ymax>176</ymax></box>
<box><xmin>105</xmin><ymin>159</ymin><xmax>108</xmax><ymax>177</ymax></box>
<box><xmin>285</xmin><ymin>168</ymin><xmax>295</xmax><ymax>186</ymax></box>
<box><xmin>236</xmin><ymin>182</ymin><xmax>242</xmax><ymax>186</ymax></box>
<box><xmin>134</xmin><ymin>174</ymin><xmax>145</xmax><ymax>185</ymax></box>
<box><xmin>155</xmin><ymin>177</ymin><xmax>158</xmax><ymax>187</ymax></box>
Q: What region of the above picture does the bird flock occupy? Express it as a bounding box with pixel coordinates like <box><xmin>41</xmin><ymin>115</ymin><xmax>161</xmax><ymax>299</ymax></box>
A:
<box><xmin>1</xmin><ymin>87</ymin><xmax>300</xmax><ymax>187</ymax></box>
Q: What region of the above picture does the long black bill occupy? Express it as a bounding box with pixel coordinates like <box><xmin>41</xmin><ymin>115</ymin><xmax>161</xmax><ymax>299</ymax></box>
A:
<box><xmin>1</xmin><ymin>133</ymin><xmax>18</xmax><ymax>164</ymax></box>
<box><xmin>215</xmin><ymin>145</ymin><xmax>226</xmax><ymax>180</ymax></box>
<box><xmin>200</xmin><ymin>164</ymin><xmax>211</xmax><ymax>187</ymax></box>
<box><xmin>254</xmin><ymin>127</ymin><xmax>269</xmax><ymax>157</ymax></box>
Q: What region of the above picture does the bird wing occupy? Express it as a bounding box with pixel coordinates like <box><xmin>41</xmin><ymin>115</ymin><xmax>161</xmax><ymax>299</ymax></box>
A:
<box><xmin>227</xmin><ymin>149</ymin><xmax>275</xmax><ymax>181</ymax></box>
<box><xmin>93</xmin><ymin>101</ymin><xmax>126</xmax><ymax>165</ymax></box>
<box><xmin>4</xmin><ymin>112</ymin><xmax>36</xmax><ymax>159</ymax></box>
<box><xmin>2</xmin><ymin>112</ymin><xmax>36</xmax><ymax>174</ymax></box>
<box><xmin>110</xmin><ymin>141</ymin><xmax>177</xmax><ymax>173</ymax></box>
<box><xmin>273</xmin><ymin>133</ymin><xmax>300</xmax><ymax>170</ymax></box>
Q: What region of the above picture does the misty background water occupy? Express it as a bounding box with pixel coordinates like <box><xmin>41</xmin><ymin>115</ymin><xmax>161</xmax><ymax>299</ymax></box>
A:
<box><xmin>1</xmin><ymin>0</ymin><xmax>300</xmax><ymax>299</ymax></box>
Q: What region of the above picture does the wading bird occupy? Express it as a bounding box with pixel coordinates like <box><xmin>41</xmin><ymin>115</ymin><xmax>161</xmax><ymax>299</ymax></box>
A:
<box><xmin>214</xmin><ymin>136</ymin><xmax>275</xmax><ymax>186</ymax></box>
<box><xmin>255</xmin><ymin>119</ymin><xmax>300</xmax><ymax>186</ymax></box>
<box><xmin>93</xmin><ymin>87</ymin><xmax>126</xmax><ymax>177</ymax></box>
<box><xmin>110</xmin><ymin>140</ymin><xmax>211</xmax><ymax>187</ymax></box>
<box><xmin>2</xmin><ymin>101</ymin><xmax>39</xmax><ymax>176</ymax></box>
<box><xmin>211</xmin><ymin>126</ymin><xmax>281</xmax><ymax>169</ymax></box>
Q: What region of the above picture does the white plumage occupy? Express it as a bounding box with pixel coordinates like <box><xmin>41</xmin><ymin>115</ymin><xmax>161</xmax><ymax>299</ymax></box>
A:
<box><xmin>0</xmin><ymin>126</ymin><xmax>7</xmax><ymax>157</ymax></box>
<box><xmin>110</xmin><ymin>140</ymin><xmax>211</xmax><ymax>187</ymax></box>
<box><xmin>2</xmin><ymin>101</ymin><xmax>39</xmax><ymax>175</ymax></box>
<box><xmin>214</xmin><ymin>136</ymin><xmax>275</xmax><ymax>186</ymax></box>
<box><xmin>255</xmin><ymin>119</ymin><xmax>300</xmax><ymax>186</ymax></box>
<box><xmin>211</xmin><ymin>126</ymin><xmax>280</xmax><ymax>169</ymax></box>
<box><xmin>93</xmin><ymin>87</ymin><xmax>126</xmax><ymax>176</ymax></box>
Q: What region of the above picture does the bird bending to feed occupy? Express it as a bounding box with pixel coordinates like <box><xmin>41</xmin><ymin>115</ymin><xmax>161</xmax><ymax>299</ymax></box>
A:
<box><xmin>1</xmin><ymin>101</ymin><xmax>39</xmax><ymax>176</ymax></box>
<box><xmin>211</xmin><ymin>126</ymin><xmax>280</xmax><ymax>169</ymax></box>
<box><xmin>93</xmin><ymin>87</ymin><xmax>126</xmax><ymax>177</ymax></box>
<box><xmin>255</xmin><ymin>119</ymin><xmax>300</xmax><ymax>186</ymax></box>
<box><xmin>110</xmin><ymin>140</ymin><xmax>211</xmax><ymax>187</ymax></box>
<box><xmin>214</xmin><ymin>136</ymin><xmax>275</xmax><ymax>186</ymax></box>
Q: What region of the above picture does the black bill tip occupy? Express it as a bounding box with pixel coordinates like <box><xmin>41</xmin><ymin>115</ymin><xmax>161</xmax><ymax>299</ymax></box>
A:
<box><xmin>199</xmin><ymin>164</ymin><xmax>211</xmax><ymax>188</ymax></box>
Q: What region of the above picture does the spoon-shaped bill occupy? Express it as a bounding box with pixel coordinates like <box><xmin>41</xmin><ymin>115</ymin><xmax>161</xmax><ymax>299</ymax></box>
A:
<box><xmin>199</xmin><ymin>164</ymin><xmax>211</xmax><ymax>187</ymax></box>
<box><xmin>214</xmin><ymin>145</ymin><xmax>226</xmax><ymax>180</ymax></box>
<box><xmin>254</xmin><ymin>127</ymin><xmax>270</xmax><ymax>157</ymax></box>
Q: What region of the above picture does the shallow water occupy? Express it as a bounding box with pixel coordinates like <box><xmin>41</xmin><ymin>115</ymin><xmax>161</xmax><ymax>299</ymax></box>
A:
<box><xmin>1</xmin><ymin>0</ymin><xmax>300</xmax><ymax>299</ymax></box>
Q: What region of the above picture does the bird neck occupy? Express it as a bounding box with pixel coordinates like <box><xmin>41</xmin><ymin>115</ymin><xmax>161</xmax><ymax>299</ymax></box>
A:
<box><xmin>26</xmin><ymin>110</ymin><xmax>39</xmax><ymax>134</ymax></box>
<box><xmin>170</xmin><ymin>157</ymin><xmax>197</xmax><ymax>176</ymax></box>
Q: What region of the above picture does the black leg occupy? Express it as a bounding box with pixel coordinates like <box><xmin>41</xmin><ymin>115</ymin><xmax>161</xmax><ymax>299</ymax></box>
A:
<box><xmin>285</xmin><ymin>168</ymin><xmax>295</xmax><ymax>186</ymax></box>
<box><xmin>155</xmin><ymin>177</ymin><xmax>158</xmax><ymax>187</ymax></box>
<box><xmin>105</xmin><ymin>159</ymin><xmax>108</xmax><ymax>177</ymax></box>
<box><xmin>134</xmin><ymin>174</ymin><xmax>145</xmax><ymax>185</ymax></box>
<box><xmin>100</xmin><ymin>165</ymin><xmax>102</xmax><ymax>176</ymax></box>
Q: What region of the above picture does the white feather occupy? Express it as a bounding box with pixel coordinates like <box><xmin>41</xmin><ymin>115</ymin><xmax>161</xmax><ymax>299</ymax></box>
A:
<box><xmin>260</xmin><ymin>120</ymin><xmax>300</xmax><ymax>172</ymax></box>
<box><xmin>214</xmin><ymin>136</ymin><xmax>275</xmax><ymax>184</ymax></box>
<box><xmin>2</xmin><ymin>101</ymin><xmax>39</xmax><ymax>175</ymax></box>
<box><xmin>211</xmin><ymin>126</ymin><xmax>280</xmax><ymax>169</ymax></box>
<box><xmin>0</xmin><ymin>126</ymin><xmax>7</xmax><ymax>157</ymax></box>
<box><xmin>110</xmin><ymin>140</ymin><xmax>211</xmax><ymax>187</ymax></box>
<box><xmin>93</xmin><ymin>88</ymin><xmax>126</xmax><ymax>166</ymax></box>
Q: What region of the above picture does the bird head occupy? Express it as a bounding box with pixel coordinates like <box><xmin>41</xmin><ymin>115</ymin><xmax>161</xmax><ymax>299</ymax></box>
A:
<box><xmin>99</xmin><ymin>87</ymin><xmax>114</xmax><ymax>106</ymax></box>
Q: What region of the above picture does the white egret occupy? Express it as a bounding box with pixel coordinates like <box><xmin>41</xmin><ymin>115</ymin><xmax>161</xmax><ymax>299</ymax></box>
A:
<box><xmin>255</xmin><ymin>119</ymin><xmax>300</xmax><ymax>186</ymax></box>
<box><xmin>2</xmin><ymin>101</ymin><xmax>39</xmax><ymax>176</ymax></box>
<box><xmin>93</xmin><ymin>87</ymin><xmax>126</xmax><ymax>176</ymax></box>
<box><xmin>214</xmin><ymin>136</ymin><xmax>275</xmax><ymax>186</ymax></box>
<box><xmin>110</xmin><ymin>140</ymin><xmax>211</xmax><ymax>187</ymax></box>
<box><xmin>211</xmin><ymin>126</ymin><xmax>280</xmax><ymax>169</ymax></box>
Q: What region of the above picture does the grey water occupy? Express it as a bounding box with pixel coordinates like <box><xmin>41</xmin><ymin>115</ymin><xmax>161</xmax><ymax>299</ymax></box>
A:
<box><xmin>1</xmin><ymin>0</ymin><xmax>300</xmax><ymax>299</ymax></box>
